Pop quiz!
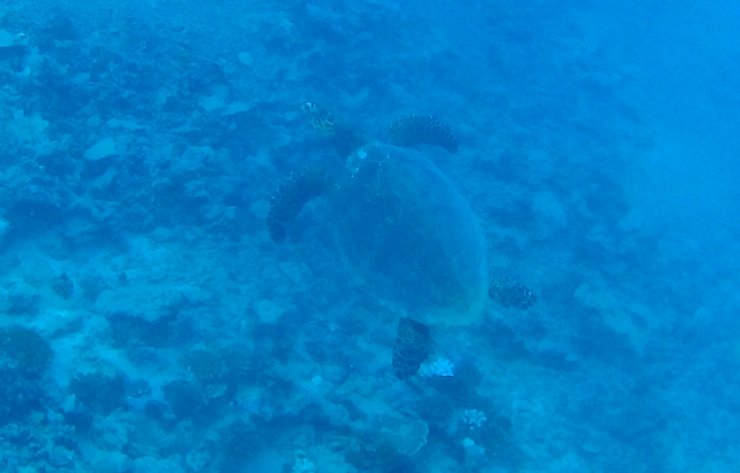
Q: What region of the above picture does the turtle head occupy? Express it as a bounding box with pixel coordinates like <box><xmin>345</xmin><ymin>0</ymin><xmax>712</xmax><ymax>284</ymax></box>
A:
<box><xmin>302</xmin><ymin>102</ymin><xmax>336</xmax><ymax>132</ymax></box>
<box><xmin>302</xmin><ymin>102</ymin><xmax>367</xmax><ymax>160</ymax></box>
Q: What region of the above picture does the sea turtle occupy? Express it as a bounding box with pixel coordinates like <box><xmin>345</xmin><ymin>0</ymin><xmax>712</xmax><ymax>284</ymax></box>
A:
<box><xmin>267</xmin><ymin>104</ymin><xmax>535</xmax><ymax>379</ymax></box>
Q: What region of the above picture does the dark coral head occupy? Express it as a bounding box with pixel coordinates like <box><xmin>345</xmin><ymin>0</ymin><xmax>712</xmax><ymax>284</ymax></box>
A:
<box><xmin>0</xmin><ymin>326</ymin><xmax>53</xmax><ymax>378</ymax></box>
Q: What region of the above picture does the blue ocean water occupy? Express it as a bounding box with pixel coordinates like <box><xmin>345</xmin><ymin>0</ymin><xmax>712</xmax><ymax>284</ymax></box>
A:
<box><xmin>0</xmin><ymin>1</ymin><xmax>738</xmax><ymax>472</ymax></box>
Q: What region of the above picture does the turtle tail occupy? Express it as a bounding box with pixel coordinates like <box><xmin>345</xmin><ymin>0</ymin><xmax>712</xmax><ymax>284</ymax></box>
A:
<box><xmin>266</xmin><ymin>163</ymin><xmax>330</xmax><ymax>242</ymax></box>
<box><xmin>388</xmin><ymin>114</ymin><xmax>459</xmax><ymax>153</ymax></box>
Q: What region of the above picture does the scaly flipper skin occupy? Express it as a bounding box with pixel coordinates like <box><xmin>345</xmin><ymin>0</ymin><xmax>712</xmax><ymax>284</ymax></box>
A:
<box><xmin>266</xmin><ymin>163</ymin><xmax>330</xmax><ymax>242</ymax></box>
<box><xmin>392</xmin><ymin>317</ymin><xmax>432</xmax><ymax>380</ymax></box>
<box><xmin>488</xmin><ymin>276</ymin><xmax>537</xmax><ymax>310</ymax></box>
<box><xmin>388</xmin><ymin>114</ymin><xmax>459</xmax><ymax>154</ymax></box>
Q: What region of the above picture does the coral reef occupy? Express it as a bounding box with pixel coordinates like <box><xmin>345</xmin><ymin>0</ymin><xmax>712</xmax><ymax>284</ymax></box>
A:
<box><xmin>0</xmin><ymin>1</ymin><xmax>725</xmax><ymax>471</ymax></box>
<box><xmin>69</xmin><ymin>372</ymin><xmax>126</xmax><ymax>415</ymax></box>
<box><xmin>347</xmin><ymin>441</ymin><xmax>420</xmax><ymax>473</ymax></box>
<box><xmin>0</xmin><ymin>325</ymin><xmax>53</xmax><ymax>378</ymax></box>
<box><xmin>51</xmin><ymin>272</ymin><xmax>75</xmax><ymax>300</ymax></box>
<box><xmin>182</xmin><ymin>348</ymin><xmax>229</xmax><ymax>386</ymax></box>
<box><xmin>219</xmin><ymin>419</ymin><xmax>262</xmax><ymax>461</ymax></box>
<box><xmin>0</xmin><ymin>368</ymin><xmax>45</xmax><ymax>423</ymax></box>
<box><xmin>2</xmin><ymin>285</ymin><xmax>41</xmax><ymax>316</ymax></box>
<box><xmin>108</xmin><ymin>312</ymin><xmax>188</xmax><ymax>349</ymax></box>
<box><xmin>163</xmin><ymin>379</ymin><xmax>204</xmax><ymax>420</ymax></box>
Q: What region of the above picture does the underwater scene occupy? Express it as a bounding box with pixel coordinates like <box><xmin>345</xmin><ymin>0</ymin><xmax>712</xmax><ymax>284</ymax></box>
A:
<box><xmin>0</xmin><ymin>0</ymin><xmax>739</xmax><ymax>471</ymax></box>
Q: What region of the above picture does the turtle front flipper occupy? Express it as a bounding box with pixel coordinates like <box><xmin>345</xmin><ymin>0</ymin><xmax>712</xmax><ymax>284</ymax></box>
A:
<box><xmin>388</xmin><ymin>114</ymin><xmax>459</xmax><ymax>153</ymax></box>
<box><xmin>266</xmin><ymin>163</ymin><xmax>331</xmax><ymax>242</ymax></box>
<box><xmin>392</xmin><ymin>317</ymin><xmax>432</xmax><ymax>380</ymax></box>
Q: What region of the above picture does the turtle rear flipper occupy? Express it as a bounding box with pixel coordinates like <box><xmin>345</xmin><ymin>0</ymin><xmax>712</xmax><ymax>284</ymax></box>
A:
<box><xmin>266</xmin><ymin>163</ymin><xmax>330</xmax><ymax>242</ymax></box>
<box><xmin>388</xmin><ymin>114</ymin><xmax>459</xmax><ymax>153</ymax></box>
<box><xmin>392</xmin><ymin>317</ymin><xmax>432</xmax><ymax>380</ymax></box>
